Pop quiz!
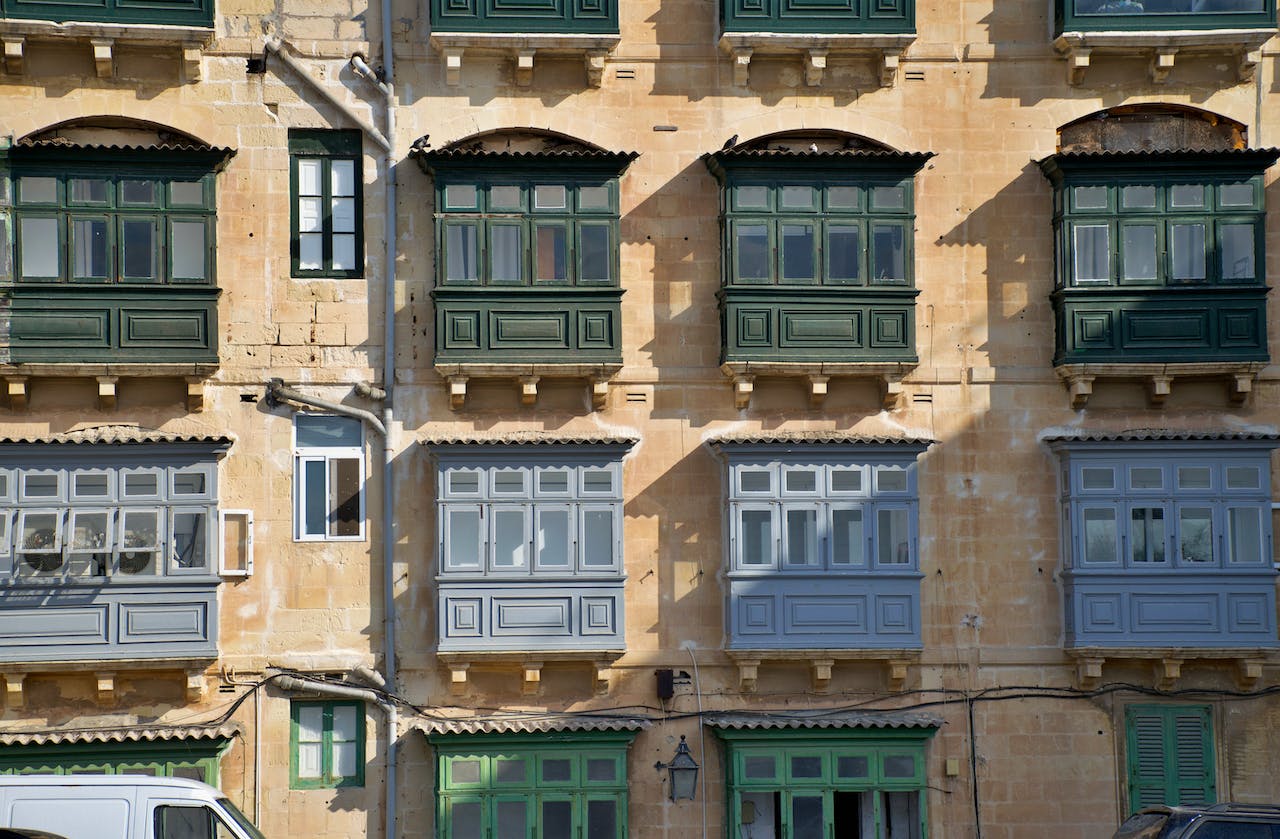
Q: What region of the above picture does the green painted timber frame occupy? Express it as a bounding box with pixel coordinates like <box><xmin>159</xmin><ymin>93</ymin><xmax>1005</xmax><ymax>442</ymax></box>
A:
<box><xmin>430</xmin><ymin>0</ymin><xmax>618</xmax><ymax>34</ymax></box>
<box><xmin>0</xmin><ymin>0</ymin><xmax>214</xmax><ymax>27</ymax></box>
<box><xmin>1055</xmin><ymin>0</ymin><xmax>1275</xmax><ymax>33</ymax></box>
<box><xmin>721</xmin><ymin>0</ymin><xmax>913</xmax><ymax>34</ymax></box>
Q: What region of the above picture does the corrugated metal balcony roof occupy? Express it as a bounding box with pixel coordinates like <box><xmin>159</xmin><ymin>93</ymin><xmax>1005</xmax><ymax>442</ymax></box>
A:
<box><xmin>1042</xmin><ymin>428</ymin><xmax>1280</xmax><ymax>444</ymax></box>
<box><xmin>708</xmin><ymin>431</ymin><xmax>935</xmax><ymax>447</ymax></box>
<box><xmin>0</xmin><ymin>426</ymin><xmax>233</xmax><ymax>446</ymax></box>
<box><xmin>416</xmin><ymin>715</ymin><xmax>651</xmax><ymax>736</ymax></box>
<box><xmin>421</xmin><ymin>431</ymin><xmax>638</xmax><ymax>447</ymax></box>
<box><xmin>0</xmin><ymin>723</ymin><xmax>239</xmax><ymax>747</ymax></box>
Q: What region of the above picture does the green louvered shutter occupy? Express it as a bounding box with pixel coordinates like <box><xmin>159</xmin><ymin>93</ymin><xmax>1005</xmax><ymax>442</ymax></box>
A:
<box><xmin>1125</xmin><ymin>705</ymin><xmax>1216</xmax><ymax>815</ymax></box>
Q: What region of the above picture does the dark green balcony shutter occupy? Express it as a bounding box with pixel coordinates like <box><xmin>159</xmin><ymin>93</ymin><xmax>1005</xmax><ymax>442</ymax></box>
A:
<box><xmin>1125</xmin><ymin>705</ymin><xmax>1215</xmax><ymax>815</ymax></box>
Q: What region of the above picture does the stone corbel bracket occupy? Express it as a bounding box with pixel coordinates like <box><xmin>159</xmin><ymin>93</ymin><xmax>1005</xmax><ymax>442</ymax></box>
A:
<box><xmin>1069</xmin><ymin>648</ymin><xmax>1272</xmax><ymax>691</ymax></box>
<box><xmin>1055</xmin><ymin>362</ymin><xmax>1264</xmax><ymax>409</ymax></box>
<box><xmin>429</xmin><ymin>33</ymin><xmax>622</xmax><ymax>89</ymax></box>
<box><xmin>721</xmin><ymin>361</ymin><xmax>915</xmax><ymax>410</ymax></box>
<box><xmin>728</xmin><ymin>649</ymin><xmax>919</xmax><ymax>694</ymax></box>
<box><xmin>0</xmin><ymin>21</ymin><xmax>213</xmax><ymax>82</ymax></box>
<box><xmin>1053</xmin><ymin>29</ymin><xmax>1275</xmax><ymax>87</ymax></box>
<box><xmin>437</xmin><ymin>363</ymin><xmax>621</xmax><ymax>412</ymax></box>
<box><xmin>717</xmin><ymin>33</ymin><xmax>915</xmax><ymax>88</ymax></box>
<box><xmin>439</xmin><ymin>651</ymin><xmax>623</xmax><ymax>697</ymax></box>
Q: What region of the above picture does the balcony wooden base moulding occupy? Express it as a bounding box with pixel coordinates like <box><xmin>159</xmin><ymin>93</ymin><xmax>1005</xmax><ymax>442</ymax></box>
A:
<box><xmin>727</xmin><ymin>649</ymin><xmax>920</xmax><ymax>694</ymax></box>
<box><xmin>0</xmin><ymin>363</ymin><xmax>218</xmax><ymax>413</ymax></box>
<box><xmin>436</xmin><ymin>363</ymin><xmax>622</xmax><ymax>411</ymax></box>
<box><xmin>721</xmin><ymin>361</ymin><xmax>914</xmax><ymax>410</ymax></box>
<box><xmin>1055</xmin><ymin>362</ymin><xmax>1264</xmax><ymax>409</ymax></box>
<box><xmin>1</xmin><ymin>657</ymin><xmax>214</xmax><ymax>709</ymax></box>
<box><xmin>1053</xmin><ymin>29</ymin><xmax>1273</xmax><ymax>86</ymax></box>
<box><xmin>1067</xmin><ymin>647</ymin><xmax>1270</xmax><ymax>691</ymax></box>
<box><xmin>428</xmin><ymin>33</ymin><xmax>620</xmax><ymax>87</ymax></box>
<box><xmin>437</xmin><ymin>650</ymin><xmax>624</xmax><ymax>697</ymax></box>
<box><xmin>0</xmin><ymin>20</ymin><xmax>213</xmax><ymax>81</ymax></box>
<box><xmin>717</xmin><ymin>33</ymin><xmax>915</xmax><ymax>87</ymax></box>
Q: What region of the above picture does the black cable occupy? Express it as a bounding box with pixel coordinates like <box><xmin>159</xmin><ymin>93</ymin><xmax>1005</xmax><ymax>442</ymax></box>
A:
<box><xmin>967</xmin><ymin>694</ymin><xmax>983</xmax><ymax>839</ymax></box>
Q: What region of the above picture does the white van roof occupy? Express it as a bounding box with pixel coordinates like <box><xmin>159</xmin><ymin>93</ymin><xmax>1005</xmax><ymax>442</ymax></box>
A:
<box><xmin>0</xmin><ymin>775</ymin><xmax>220</xmax><ymax>794</ymax></box>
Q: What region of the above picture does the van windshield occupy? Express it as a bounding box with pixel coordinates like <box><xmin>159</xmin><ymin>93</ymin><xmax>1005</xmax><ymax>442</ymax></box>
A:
<box><xmin>216</xmin><ymin>798</ymin><xmax>268</xmax><ymax>839</ymax></box>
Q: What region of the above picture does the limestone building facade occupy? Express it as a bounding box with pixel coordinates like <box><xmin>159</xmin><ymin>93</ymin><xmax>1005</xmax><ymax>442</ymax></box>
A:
<box><xmin>0</xmin><ymin>0</ymin><xmax>1278</xmax><ymax>838</ymax></box>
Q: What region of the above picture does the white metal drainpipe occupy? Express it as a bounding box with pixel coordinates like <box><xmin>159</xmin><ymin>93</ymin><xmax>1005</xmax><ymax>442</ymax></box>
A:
<box><xmin>263</xmin><ymin>14</ymin><xmax>399</xmax><ymax>838</ymax></box>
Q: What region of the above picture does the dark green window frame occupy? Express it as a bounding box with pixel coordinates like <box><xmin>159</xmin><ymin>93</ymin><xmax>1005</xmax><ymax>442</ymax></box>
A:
<box><xmin>723</xmin><ymin>179</ymin><xmax>914</xmax><ymax>288</ymax></box>
<box><xmin>1125</xmin><ymin>704</ymin><xmax>1216</xmax><ymax>814</ymax></box>
<box><xmin>721</xmin><ymin>0</ymin><xmax>915</xmax><ymax>35</ymax></box>
<box><xmin>289</xmin><ymin>130</ymin><xmax>364</xmax><ymax>279</ymax></box>
<box><xmin>717</xmin><ymin>727</ymin><xmax>934</xmax><ymax>839</ymax></box>
<box><xmin>7</xmin><ymin>165</ymin><xmax>216</xmax><ymax>287</ymax></box>
<box><xmin>431</xmin><ymin>732</ymin><xmax>632</xmax><ymax>839</ymax></box>
<box><xmin>435</xmin><ymin>176</ymin><xmax>621</xmax><ymax>289</ymax></box>
<box><xmin>0</xmin><ymin>739</ymin><xmax>229</xmax><ymax>785</ymax></box>
<box><xmin>1056</xmin><ymin>177</ymin><xmax>1264</xmax><ymax>289</ymax></box>
<box><xmin>290</xmin><ymin>700</ymin><xmax>365</xmax><ymax>789</ymax></box>
<box><xmin>1057</xmin><ymin>0</ymin><xmax>1275</xmax><ymax>32</ymax></box>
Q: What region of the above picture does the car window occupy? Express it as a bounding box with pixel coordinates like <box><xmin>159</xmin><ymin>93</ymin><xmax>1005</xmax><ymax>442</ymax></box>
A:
<box><xmin>1186</xmin><ymin>820</ymin><xmax>1273</xmax><ymax>839</ymax></box>
<box><xmin>1115</xmin><ymin>813</ymin><xmax>1168</xmax><ymax>839</ymax></box>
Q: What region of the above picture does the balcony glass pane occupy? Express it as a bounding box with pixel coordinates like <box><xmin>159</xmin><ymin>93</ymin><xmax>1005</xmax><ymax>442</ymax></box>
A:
<box><xmin>740</xmin><ymin>509</ymin><xmax>773</xmax><ymax>566</ymax></box>
<box><xmin>171</xmin><ymin>221</ymin><xmax>207</xmax><ymax>280</ymax></box>
<box><xmin>537</xmin><ymin>508</ymin><xmax>570</xmax><ymax>568</ymax></box>
<box><xmin>1130</xmin><ymin>508</ymin><xmax>1165</xmax><ymax>564</ymax></box>
<box><xmin>744</xmin><ymin>755</ymin><xmax>775</xmax><ymax>779</ymax></box>
<box><xmin>170</xmin><ymin>181</ymin><xmax>203</xmax><ymax>207</ymax></box>
<box><xmin>1073</xmin><ymin>186</ymin><xmax>1108</xmax><ymax>210</ymax></box>
<box><xmin>1179</xmin><ymin>507</ymin><xmax>1214</xmax><ymax>563</ymax></box>
<box><xmin>173</xmin><ymin>511</ymin><xmax>208</xmax><ymax>569</ymax></box>
<box><xmin>494</xmin><ymin>509</ymin><xmax>527</xmax><ymax>568</ymax></box>
<box><xmin>451</xmin><ymin>759</ymin><xmax>481</xmax><ymax>784</ymax></box>
<box><xmin>837</xmin><ymin>756</ymin><xmax>869</xmax><ymax>778</ymax></box>
<box><xmin>739</xmin><ymin>469</ymin><xmax>771</xmax><ymax>493</ymax></box>
<box><xmin>71</xmin><ymin>178</ymin><xmax>108</xmax><ymax>204</ymax></box>
<box><xmin>497</xmin><ymin>802</ymin><xmax>527</xmax><ymax>837</ymax></box>
<box><xmin>580</xmin><ymin>185</ymin><xmax>610</xmax><ymax>210</ymax></box>
<box><xmin>736</xmin><ymin>224</ymin><xmax>770</xmax><ymax>281</ymax></box>
<box><xmin>1228</xmin><ymin>507</ymin><xmax>1262</xmax><ymax>564</ymax></box>
<box><xmin>1082</xmin><ymin>467</ymin><xmax>1115</xmax><ymax>490</ymax></box>
<box><xmin>792</xmin><ymin>796</ymin><xmax>824</xmax><ymax>839</ymax></box>
<box><xmin>72</xmin><ymin>219</ymin><xmax>109</xmax><ymax>279</ymax></box>
<box><xmin>1221</xmin><ymin>183</ymin><xmax>1255</xmax><ymax>206</ymax></box>
<box><xmin>542</xmin><ymin>758</ymin><xmax>572</xmax><ymax>782</ymax></box>
<box><xmin>0</xmin><ymin>216</ymin><xmax>10</xmax><ymax>281</ymax></box>
<box><xmin>1171</xmin><ymin>223</ymin><xmax>1207</xmax><ymax>281</ymax></box>
<box><xmin>445</xmin><ymin>223</ymin><xmax>478</xmax><ymax>282</ymax></box>
<box><xmin>876</xmin><ymin>467</ymin><xmax>908</xmax><ymax>492</ymax></box>
<box><xmin>784</xmin><ymin>468</ymin><xmax>817</xmax><ymax>493</ymax></box>
<box><xmin>583</xmin><ymin>469</ymin><xmax>614</xmax><ymax>494</ymax></box>
<box><xmin>1072</xmin><ymin>225</ymin><xmax>1110</xmax><ymax>282</ymax></box>
<box><xmin>536</xmin><ymin>224</ymin><xmax>568</xmax><ymax>282</ymax></box>
<box><xmin>582</xmin><ymin>509</ymin><xmax>613</xmax><ymax>567</ymax></box>
<box><xmin>1177</xmin><ymin>466</ymin><xmax>1211</xmax><ymax>490</ymax></box>
<box><xmin>542</xmin><ymin>801</ymin><xmax>572</xmax><ymax>839</ymax></box>
<box><xmin>580</xmin><ymin>224</ymin><xmax>611</xmax><ymax>282</ymax></box>
<box><xmin>534</xmin><ymin>185</ymin><xmax>567</xmax><ymax>210</ymax></box>
<box><xmin>828</xmin><ymin>186</ymin><xmax>859</xmax><ymax>210</ymax></box>
<box><xmin>70</xmin><ymin>512</ymin><xmax>108</xmax><ymax>551</ymax></box>
<box><xmin>446</xmin><ymin>472</ymin><xmax>480</xmax><ymax>499</ymax></box>
<box><xmin>19</xmin><ymin>177</ymin><xmax>56</xmax><ymax>204</ymax></box>
<box><xmin>1226</xmin><ymin>466</ymin><xmax>1261</xmax><ymax>490</ymax></box>
<box><xmin>1221</xmin><ymin>224</ymin><xmax>1255</xmax><ymax>280</ymax></box>
<box><xmin>832</xmin><ymin>508</ymin><xmax>864</xmax><ymax>566</ymax></box>
<box><xmin>871</xmin><ymin>224</ymin><xmax>906</xmax><ymax>283</ymax></box>
<box><xmin>884</xmin><ymin>754</ymin><xmax>916</xmax><ymax>777</ymax></box>
<box><xmin>871</xmin><ymin>186</ymin><xmax>906</xmax><ymax>210</ymax></box>
<box><xmin>494</xmin><ymin>470</ymin><xmax>525</xmax><ymax>495</ymax></box>
<box><xmin>831</xmin><ymin>468</ymin><xmax>862</xmax><ymax>493</ymax></box>
<box><xmin>1130</xmin><ymin>467</ymin><xmax>1163</xmax><ymax>490</ymax></box>
<box><xmin>490</xmin><ymin>185</ymin><xmax>521</xmax><ymax>209</ymax></box>
<box><xmin>74</xmin><ymin>473</ymin><xmax>109</xmax><ymax>498</ymax></box>
<box><xmin>877</xmin><ymin>508</ymin><xmax>910</xmax><ymax>565</ymax></box>
<box><xmin>1082</xmin><ymin>508</ymin><xmax>1117</xmax><ymax>564</ymax></box>
<box><xmin>490</xmin><ymin>225</ymin><xmax>523</xmax><ymax>284</ymax></box>
<box><xmin>496</xmin><ymin>759</ymin><xmax>526</xmax><ymax>783</ymax></box>
<box><xmin>122</xmin><ymin>219</ymin><xmax>157</xmax><ymax>280</ymax></box>
<box><xmin>20</xmin><ymin>217</ymin><xmax>58</xmax><ymax>277</ymax></box>
<box><xmin>1171</xmin><ymin>184</ymin><xmax>1207</xmax><ymax>207</ymax></box>
<box><xmin>444</xmin><ymin>184</ymin><xmax>477</xmax><ymax>210</ymax></box>
<box><xmin>828</xmin><ymin>224</ymin><xmax>861</xmax><ymax>282</ymax></box>
<box><xmin>1122</xmin><ymin>225</ymin><xmax>1157</xmax><ymax>281</ymax></box>
<box><xmin>587</xmin><ymin>758</ymin><xmax>616</xmax><ymax>782</ymax></box>
<box><xmin>448</xmin><ymin>802</ymin><xmax>480</xmax><ymax>839</ymax></box>
<box><xmin>1122</xmin><ymin>185</ymin><xmax>1156</xmax><ymax>209</ymax></box>
<box><xmin>587</xmin><ymin>800</ymin><xmax>617</xmax><ymax>838</ymax></box>
<box><xmin>446</xmin><ymin>509</ymin><xmax>481</xmax><ymax>569</ymax></box>
<box><xmin>785</xmin><ymin>508</ymin><xmax>819</xmax><ymax>566</ymax></box>
<box><xmin>782</xmin><ymin>186</ymin><xmax>814</xmax><ymax>210</ymax></box>
<box><xmin>538</xmin><ymin>469</ymin><xmax>570</xmax><ymax>494</ymax></box>
<box><xmin>736</xmin><ymin>186</ymin><xmax>768</xmax><ymax>209</ymax></box>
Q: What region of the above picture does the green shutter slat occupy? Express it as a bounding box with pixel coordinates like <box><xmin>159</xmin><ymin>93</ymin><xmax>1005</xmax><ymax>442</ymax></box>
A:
<box><xmin>1172</xmin><ymin>709</ymin><xmax>1215</xmax><ymax>806</ymax></box>
<box><xmin>1126</xmin><ymin>705</ymin><xmax>1215</xmax><ymax>815</ymax></box>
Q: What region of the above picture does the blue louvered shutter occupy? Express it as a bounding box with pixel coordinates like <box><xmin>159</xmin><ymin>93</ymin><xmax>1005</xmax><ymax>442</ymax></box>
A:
<box><xmin>1125</xmin><ymin>705</ymin><xmax>1215</xmax><ymax>814</ymax></box>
